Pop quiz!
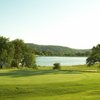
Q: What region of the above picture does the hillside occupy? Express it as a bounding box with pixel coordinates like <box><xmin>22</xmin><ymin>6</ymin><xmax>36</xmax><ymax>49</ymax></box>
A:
<box><xmin>27</xmin><ymin>43</ymin><xmax>90</xmax><ymax>56</ymax></box>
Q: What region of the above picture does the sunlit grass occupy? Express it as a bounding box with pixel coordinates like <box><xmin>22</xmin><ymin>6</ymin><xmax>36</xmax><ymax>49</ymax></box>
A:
<box><xmin>0</xmin><ymin>65</ymin><xmax>100</xmax><ymax>100</ymax></box>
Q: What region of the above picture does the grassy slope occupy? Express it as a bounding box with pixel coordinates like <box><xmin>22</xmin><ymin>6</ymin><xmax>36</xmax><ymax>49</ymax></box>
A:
<box><xmin>0</xmin><ymin>66</ymin><xmax>100</xmax><ymax>100</ymax></box>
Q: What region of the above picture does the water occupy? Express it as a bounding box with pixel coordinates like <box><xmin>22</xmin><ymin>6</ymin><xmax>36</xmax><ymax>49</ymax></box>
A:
<box><xmin>36</xmin><ymin>56</ymin><xmax>87</xmax><ymax>66</ymax></box>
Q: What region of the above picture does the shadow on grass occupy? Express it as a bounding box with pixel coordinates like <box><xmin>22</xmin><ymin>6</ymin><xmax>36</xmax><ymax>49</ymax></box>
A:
<box><xmin>0</xmin><ymin>69</ymin><xmax>82</xmax><ymax>77</ymax></box>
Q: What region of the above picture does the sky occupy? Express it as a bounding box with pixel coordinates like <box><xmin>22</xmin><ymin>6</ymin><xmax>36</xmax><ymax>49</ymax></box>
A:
<box><xmin>0</xmin><ymin>0</ymin><xmax>100</xmax><ymax>49</ymax></box>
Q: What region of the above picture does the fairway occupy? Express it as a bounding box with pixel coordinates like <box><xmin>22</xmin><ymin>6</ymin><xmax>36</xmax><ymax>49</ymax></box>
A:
<box><xmin>0</xmin><ymin>69</ymin><xmax>100</xmax><ymax>100</ymax></box>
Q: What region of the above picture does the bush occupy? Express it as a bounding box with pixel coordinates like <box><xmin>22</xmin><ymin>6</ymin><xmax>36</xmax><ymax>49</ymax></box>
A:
<box><xmin>53</xmin><ymin>63</ymin><xmax>60</xmax><ymax>70</ymax></box>
<box><xmin>32</xmin><ymin>64</ymin><xmax>38</xmax><ymax>69</ymax></box>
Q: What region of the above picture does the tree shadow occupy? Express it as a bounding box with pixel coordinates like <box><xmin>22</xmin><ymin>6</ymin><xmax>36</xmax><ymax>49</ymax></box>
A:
<box><xmin>0</xmin><ymin>69</ymin><xmax>82</xmax><ymax>78</ymax></box>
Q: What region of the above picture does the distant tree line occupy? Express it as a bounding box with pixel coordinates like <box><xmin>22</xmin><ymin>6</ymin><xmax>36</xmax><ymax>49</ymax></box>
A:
<box><xmin>27</xmin><ymin>43</ymin><xmax>90</xmax><ymax>57</ymax></box>
<box><xmin>34</xmin><ymin>50</ymin><xmax>90</xmax><ymax>56</ymax></box>
<box><xmin>0</xmin><ymin>36</ymin><xmax>35</xmax><ymax>69</ymax></box>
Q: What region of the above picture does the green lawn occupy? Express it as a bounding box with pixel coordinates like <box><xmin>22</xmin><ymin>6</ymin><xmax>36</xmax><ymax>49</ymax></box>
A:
<box><xmin>0</xmin><ymin>66</ymin><xmax>100</xmax><ymax>100</ymax></box>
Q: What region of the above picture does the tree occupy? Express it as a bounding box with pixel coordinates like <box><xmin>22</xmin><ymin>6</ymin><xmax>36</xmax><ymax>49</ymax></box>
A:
<box><xmin>0</xmin><ymin>36</ymin><xmax>36</xmax><ymax>68</ymax></box>
<box><xmin>6</xmin><ymin>42</ymin><xmax>15</xmax><ymax>67</ymax></box>
<box><xmin>11</xmin><ymin>39</ymin><xmax>36</xmax><ymax>68</ymax></box>
<box><xmin>11</xmin><ymin>39</ymin><xmax>26</xmax><ymax>67</ymax></box>
<box><xmin>86</xmin><ymin>44</ymin><xmax>100</xmax><ymax>66</ymax></box>
<box><xmin>0</xmin><ymin>36</ymin><xmax>14</xmax><ymax>68</ymax></box>
<box><xmin>21</xmin><ymin>46</ymin><xmax>36</xmax><ymax>68</ymax></box>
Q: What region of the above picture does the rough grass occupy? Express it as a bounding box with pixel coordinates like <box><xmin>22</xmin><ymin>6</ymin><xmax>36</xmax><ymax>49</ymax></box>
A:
<box><xmin>0</xmin><ymin>65</ymin><xmax>100</xmax><ymax>100</ymax></box>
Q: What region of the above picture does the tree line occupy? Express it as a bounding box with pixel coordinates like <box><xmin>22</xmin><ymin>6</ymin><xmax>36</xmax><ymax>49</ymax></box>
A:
<box><xmin>27</xmin><ymin>43</ymin><xmax>90</xmax><ymax>57</ymax></box>
<box><xmin>0</xmin><ymin>36</ymin><xmax>35</xmax><ymax>68</ymax></box>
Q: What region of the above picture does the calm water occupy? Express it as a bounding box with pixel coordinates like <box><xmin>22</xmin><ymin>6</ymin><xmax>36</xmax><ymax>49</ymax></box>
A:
<box><xmin>36</xmin><ymin>56</ymin><xmax>87</xmax><ymax>66</ymax></box>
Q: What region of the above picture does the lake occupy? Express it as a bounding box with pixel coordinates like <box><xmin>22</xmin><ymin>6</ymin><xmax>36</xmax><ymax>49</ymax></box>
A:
<box><xmin>36</xmin><ymin>56</ymin><xmax>87</xmax><ymax>66</ymax></box>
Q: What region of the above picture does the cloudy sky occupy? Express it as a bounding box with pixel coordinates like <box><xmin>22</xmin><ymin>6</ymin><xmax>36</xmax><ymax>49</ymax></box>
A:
<box><xmin>0</xmin><ymin>0</ymin><xmax>100</xmax><ymax>49</ymax></box>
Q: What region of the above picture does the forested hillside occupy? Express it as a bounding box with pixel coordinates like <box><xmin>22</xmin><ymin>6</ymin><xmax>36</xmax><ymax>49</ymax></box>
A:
<box><xmin>27</xmin><ymin>43</ymin><xmax>90</xmax><ymax>56</ymax></box>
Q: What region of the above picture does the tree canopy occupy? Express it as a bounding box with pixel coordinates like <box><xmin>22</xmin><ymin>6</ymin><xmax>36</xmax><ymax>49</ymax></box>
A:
<box><xmin>0</xmin><ymin>36</ymin><xmax>35</xmax><ymax>68</ymax></box>
<box><xmin>86</xmin><ymin>44</ymin><xmax>100</xmax><ymax>66</ymax></box>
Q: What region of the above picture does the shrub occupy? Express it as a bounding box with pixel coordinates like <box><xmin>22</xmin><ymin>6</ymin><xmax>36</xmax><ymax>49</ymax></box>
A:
<box><xmin>32</xmin><ymin>64</ymin><xmax>38</xmax><ymax>69</ymax></box>
<box><xmin>53</xmin><ymin>63</ymin><xmax>60</xmax><ymax>70</ymax></box>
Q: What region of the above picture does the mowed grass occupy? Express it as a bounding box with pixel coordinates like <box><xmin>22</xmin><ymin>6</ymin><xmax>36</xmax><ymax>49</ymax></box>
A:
<box><xmin>0</xmin><ymin>65</ymin><xmax>100</xmax><ymax>100</ymax></box>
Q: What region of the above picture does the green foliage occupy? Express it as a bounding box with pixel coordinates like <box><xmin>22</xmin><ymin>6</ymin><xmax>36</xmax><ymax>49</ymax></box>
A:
<box><xmin>87</xmin><ymin>44</ymin><xmax>100</xmax><ymax>66</ymax></box>
<box><xmin>0</xmin><ymin>36</ymin><xmax>36</xmax><ymax>68</ymax></box>
<box><xmin>12</xmin><ymin>39</ymin><xmax>36</xmax><ymax>68</ymax></box>
<box><xmin>0</xmin><ymin>36</ymin><xmax>14</xmax><ymax>68</ymax></box>
<box><xmin>53</xmin><ymin>63</ymin><xmax>61</xmax><ymax>70</ymax></box>
<box><xmin>12</xmin><ymin>39</ymin><xmax>25</xmax><ymax>67</ymax></box>
<box><xmin>27</xmin><ymin>43</ymin><xmax>90</xmax><ymax>56</ymax></box>
<box><xmin>11</xmin><ymin>59</ymin><xmax>18</xmax><ymax>67</ymax></box>
<box><xmin>20</xmin><ymin>45</ymin><xmax>35</xmax><ymax>68</ymax></box>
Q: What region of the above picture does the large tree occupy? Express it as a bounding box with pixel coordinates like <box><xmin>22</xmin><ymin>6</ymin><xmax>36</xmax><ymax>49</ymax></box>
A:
<box><xmin>86</xmin><ymin>44</ymin><xmax>100</xmax><ymax>66</ymax></box>
<box><xmin>11</xmin><ymin>39</ymin><xmax>36</xmax><ymax>68</ymax></box>
<box><xmin>0</xmin><ymin>36</ymin><xmax>14</xmax><ymax>68</ymax></box>
<box><xmin>0</xmin><ymin>36</ymin><xmax>36</xmax><ymax>68</ymax></box>
<box><xmin>11</xmin><ymin>39</ymin><xmax>26</xmax><ymax>67</ymax></box>
<box><xmin>21</xmin><ymin>46</ymin><xmax>36</xmax><ymax>67</ymax></box>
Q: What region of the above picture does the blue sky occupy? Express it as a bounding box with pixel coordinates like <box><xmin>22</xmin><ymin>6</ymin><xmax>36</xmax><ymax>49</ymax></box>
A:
<box><xmin>0</xmin><ymin>0</ymin><xmax>100</xmax><ymax>49</ymax></box>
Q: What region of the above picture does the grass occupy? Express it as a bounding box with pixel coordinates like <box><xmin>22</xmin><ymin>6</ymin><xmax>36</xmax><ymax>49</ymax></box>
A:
<box><xmin>0</xmin><ymin>65</ymin><xmax>100</xmax><ymax>100</ymax></box>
